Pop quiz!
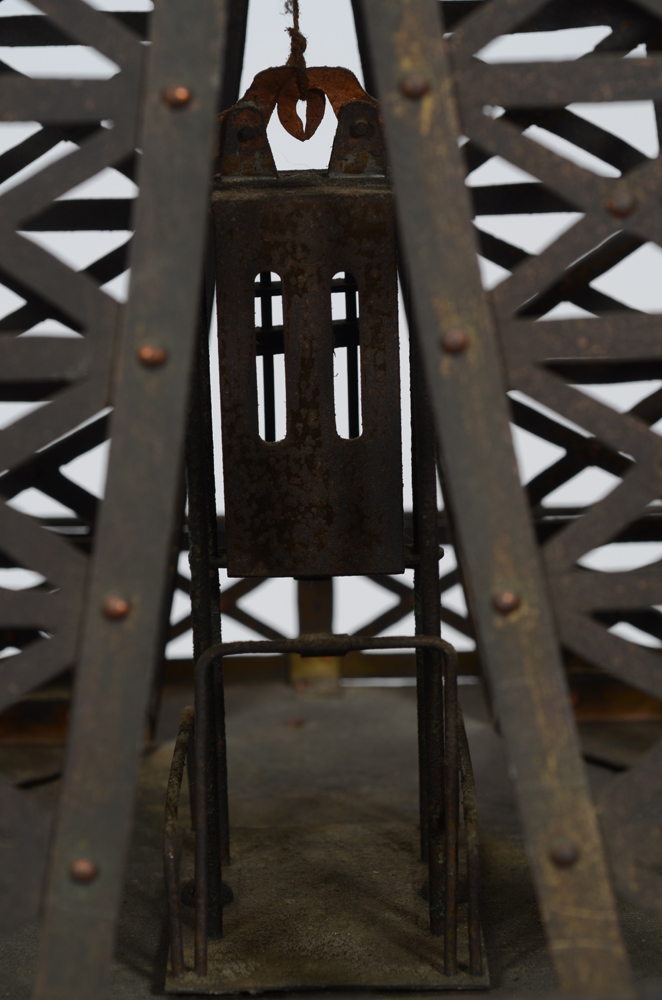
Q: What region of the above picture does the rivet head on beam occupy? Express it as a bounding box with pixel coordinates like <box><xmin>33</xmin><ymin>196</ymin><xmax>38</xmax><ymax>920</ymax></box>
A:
<box><xmin>440</xmin><ymin>328</ymin><xmax>468</xmax><ymax>353</ymax></box>
<box><xmin>163</xmin><ymin>86</ymin><xmax>192</xmax><ymax>108</ymax></box>
<box><xmin>606</xmin><ymin>194</ymin><xmax>636</xmax><ymax>219</ymax></box>
<box><xmin>350</xmin><ymin>119</ymin><xmax>369</xmax><ymax>138</ymax></box>
<box><xmin>102</xmin><ymin>595</ymin><xmax>130</xmax><ymax>620</ymax></box>
<box><xmin>401</xmin><ymin>73</ymin><xmax>430</xmax><ymax>99</ymax></box>
<box><xmin>238</xmin><ymin>124</ymin><xmax>257</xmax><ymax>142</ymax></box>
<box><xmin>138</xmin><ymin>345</ymin><xmax>167</xmax><ymax>367</ymax></box>
<box><xmin>493</xmin><ymin>590</ymin><xmax>520</xmax><ymax>615</ymax></box>
<box><xmin>549</xmin><ymin>837</ymin><xmax>579</xmax><ymax>868</ymax></box>
<box><xmin>70</xmin><ymin>858</ymin><xmax>99</xmax><ymax>883</ymax></box>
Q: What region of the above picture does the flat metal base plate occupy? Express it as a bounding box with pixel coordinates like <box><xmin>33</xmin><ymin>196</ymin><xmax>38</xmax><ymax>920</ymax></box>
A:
<box><xmin>166</xmin><ymin>822</ymin><xmax>489</xmax><ymax>993</ymax></box>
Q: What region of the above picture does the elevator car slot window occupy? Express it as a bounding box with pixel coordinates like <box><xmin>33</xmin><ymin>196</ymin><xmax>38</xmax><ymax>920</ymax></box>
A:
<box><xmin>332</xmin><ymin>271</ymin><xmax>362</xmax><ymax>439</ymax></box>
<box><xmin>255</xmin><ymin>271</ymin><xmax>286</xmax><ymax>442</ymax></box>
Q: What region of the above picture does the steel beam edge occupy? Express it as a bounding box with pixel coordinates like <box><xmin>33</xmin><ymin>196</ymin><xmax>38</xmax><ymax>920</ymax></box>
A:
<box><xmin>358</xmin><ymin>0</ymin><xmax>634</xmax><ymax>993</ymax></box>
<box><xmin>32</xmin><ymin>1</ymin><xmax>229</xmax><ymax>997</ymax></box>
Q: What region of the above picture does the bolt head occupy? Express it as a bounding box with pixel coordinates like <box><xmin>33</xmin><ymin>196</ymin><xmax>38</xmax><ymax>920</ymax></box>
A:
<box><xmin>138</xmin><ymin>345</ymin><xmax>167</xmax><ymax>367</ymax></box>
<box><xmin>606</xmin><ymin>194</ymin><xmax>636</xmax><ymax>219</ymax></box>
<box><xmin>549</xmin><ymin>837</ymin><xmax>579</xmax><ymax>868</ymax></box>
<box><xmin>401</xmin><ymin>72</ymin><xmax>430</xmax><ymax>99</ymax></box>
<box><xmin>102</xmin><ymin>595</ymin><xmax>130</xmax><ymax>620</ymax></box>
<box><xmin>70</xmin><ymin>858</ymin><xmax>98</xmax><ymax>883</ymax></box>
<box><xmin>493</xmin><ymin>590</ymin><xmax>520</xmax><ymax>615</ymax></box>
<box><xmin>350</xmin><ymin>119</ymin><xmax>370</xmax><ymax>138</ymax></box>
<box><xmin>163</xmin><ymin>86</ymin><xmax>192</xmax><ymax>108</ymax></box>
<box><xmin>440</xmin><ymin>328</ymin><xmax>469</xmax><ymax>353</ymax></box>
<box><xmin>238</xmin><ymin>124</ymin><xmax>257</xmax><ymax>142</ymax></box>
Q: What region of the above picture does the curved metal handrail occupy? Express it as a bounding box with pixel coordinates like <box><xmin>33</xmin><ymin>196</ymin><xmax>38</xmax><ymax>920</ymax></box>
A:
<box><xmin>163</xmin><ymin>633</ymin><xmax>482</xmax><ymax>980</ymax></box>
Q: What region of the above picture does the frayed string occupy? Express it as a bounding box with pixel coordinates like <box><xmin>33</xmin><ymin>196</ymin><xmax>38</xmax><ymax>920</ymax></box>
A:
<box><xmin>285</xmin><ymin>0</ymin><xmax>308</xmax><ymax>97</ymax></box>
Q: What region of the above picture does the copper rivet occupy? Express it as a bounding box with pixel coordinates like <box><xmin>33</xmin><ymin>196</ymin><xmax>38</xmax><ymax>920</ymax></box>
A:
<box><xmin>549</xmin><ymin>837</ymin><xmax>579</xmax><ymax>868</ymax></box>
<box><xmin>102</xmin><ymin>595</ymin><xmax>130</xmax><ymax>620</ymax></box>
<box><xmin>350</xmin><ymin>119</ymin><xmax>369</xmax><ymax>138</ymax></box>
<box><xmin>138</xmin><ymin>345</ymin><xmax>167</xmax><ymax>367</ymax></box>
<box><xmin>163</xmin><ymin>86</ymin><xmax>192</xmax><ymax>108</ymax></box>
<box><xmin>606</xmin><ymin>195</ymin><xmax>636</xmax><ymax>219</ymax></box>
<box><xmin>70</xmin><ymin>858</ymin><xmax>98</xmax><ymax>883</ymax></box>
<box><xmin>441</xmin><ymin>328</ymin><xmax>469</xmax><ymax>353</ymax></box>
<box><xmin>401</xmin><ymin>72</ymin><xmax>430</xmax><ymax>99</ymax></box>
<box><xmin>493</xmin><ymin>590</ymin><xmax>520</xmax><ymax>615</ymax></box>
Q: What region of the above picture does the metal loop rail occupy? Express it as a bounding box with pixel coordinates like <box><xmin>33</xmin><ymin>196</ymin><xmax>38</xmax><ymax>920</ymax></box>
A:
<box><xmin>163</xmin><ymin>633</ymin><xmax>482</xmax><ymax>979</ymax></box>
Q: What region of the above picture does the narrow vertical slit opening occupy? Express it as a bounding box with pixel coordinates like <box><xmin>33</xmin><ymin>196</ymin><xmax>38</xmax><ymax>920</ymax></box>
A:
<box><xmin>255</xmin><ymin>271</ymin><xmax>286</xmax><ymax>441</ymax></box>
<box><xmin>332</xmin><ymin>271</ymin><xmax>362</xmax><ymax>438</ymax></box>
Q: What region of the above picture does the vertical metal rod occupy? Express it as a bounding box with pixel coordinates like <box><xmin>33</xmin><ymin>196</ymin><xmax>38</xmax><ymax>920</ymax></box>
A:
<box><xmin>345</xmin><ymin>273</ymin><xmax>360</xmax><ymax>439</ymax></box>
<box><xmin>164</xmin><ymin>706</ymin><xmax>194</xmax><ymax>978</ymax></box>
<box><xmin>205</xmin><ymin>660</ymin><xmax>223</xmax><ymax>940</ymax></box>
<box><xmin>415</xmin><ymin>649</ymin><xmax>428</xmax><ymax>864</ymax></box>
<box><xmin>188</xmin><ymin>268</ymin><xmax>226</xmax><ymax>951</ymax></box>
<box><xmin>194</xmin><ymin>661</ymin><xmax>209</xmax><ymax>975</ymax></box>
<box><xmin>218</xmin><ymin>0</ymin><xmax>249</xmax><ymax>114</ymax></box>
<box><xmin>148</xmin><ymin>507</ymin><xmax>185</xmax><ymax>742</ymax></box>
<box><xmin>214</xmin><ymin>661</ymin><xmax>230</xmax><ymax>865</ymax></box>
<box><xmin>426</xmin><ymin>650</ymin><xmax>444</xmax><ymax>937</ymax></box>
<box><xmin>298</xmin><ymin>578</ymin><xmax>334</xmax><ymax>633</ymax></box>
<box><xmin>458</xmin><ymin>704</ymin><xmax>482</xmax><ymax>976</ymax></box>
<box><xmin>200</xmin><ymin>280</ymin><xmax>228</xmax><ymax>867</ymax></box>
<box><xmin>444</xmin><ymin>645</ymin><xmax>459</xmax><ymax>975</ymax></box>
<box><xmin>260</xmin><ymin>271</ymin><xmax>276</xmax><ymax>442</ymax></box>
<box><xmin>410</xmin><ymin>313</ymin><xmax>441</xmax><ymax>865</ymax></box>
<box><xmin>194</xmin><ymin>655</ymin><xmax>225</xmax><ymax>973</ymax></box>
<box><xmin>350</xmin><ymin>0</ymin><xmax>377</xmax><ymax>97</ymax></box>
<box><xmin>187</xmin><ymin>721</ymin><xmax>196</xmax><ymax>831</ymax></box>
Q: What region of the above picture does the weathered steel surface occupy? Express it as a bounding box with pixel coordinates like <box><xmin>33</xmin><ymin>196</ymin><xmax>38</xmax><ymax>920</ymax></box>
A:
<box><xmin>0</xmin><ymin>0</ymin><xmax>142</xmax><ymax>711</ymax></box>
<box><xmin>213</xmin><ymin>173</ymin><xmax>403</xmax><ymax>578</ymax></box>
<box><xmin>438</xmin><ymin>0</ymin><xmax>662</xmax><ymax>940</ymax></box>
<box><xmin>410</xmin><ymin>323</ymin><xmax>442</xmax><ymax>866</ymax></box>
<box><xmin>599</xmin><ymin>737</ymin><xmax>662</xmax><ymax>916</ymax></box>
<box><xmin>458</xmin><ymin>705</ymin><xmax>481</xmax><ymax>977</ymax></box>
<box><xmin>360</xmin><ymin>0</ymin><xmax>633</xmax><ymax>992</ymax></box>
<box><xmin>32</xmin><ymin>0</ymin><xmax>229</xmax><ymax>996</ymax></box>
<box><xmin>217</xmin><ymin>102</ymin><xmax>277</xmax><ymax>178</ymax></box>
<box><xmin>0</xmin><ymin>0</ymin><xmax>144</xmax><ymax>952</ymax></box>
<box><xmin>0</xmin><ymin>777</ymin><xmax>51</xmax><ymax>935</ymax></box>
<box><xmin>165</xmin><ymin>705</ymin><xmax>195</xmax><ymax>979</ymax></box>
<box><xmin>328</xmin><ymin>100</ymin><xmax>387</xmax><ymax>177</ymax></box>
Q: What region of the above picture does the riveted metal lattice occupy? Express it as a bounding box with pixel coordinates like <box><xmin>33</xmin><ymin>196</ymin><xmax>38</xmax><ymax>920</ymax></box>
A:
<box><xmin>358</xmin><ymin>0</ymin><xmax>662</xmax><ymax>991</ymax></box>
<box><xmin>0</xmin><ymin>1</ymin><xmax>232</xmax><ymax>997</ymax></box>
<box><xmin>4</xmin><ymin>0</ymin><xmax>662</xmax><ymax>995</ymax></box>
<box><xmin>440</xmin><ymin>0</ymin><xmax>662</xmax><ymax>928</ymax></box>
<box><xmin>0</xmin><ymin>0</ymin><xmax>144</xmax><ymax>943</ymax></box>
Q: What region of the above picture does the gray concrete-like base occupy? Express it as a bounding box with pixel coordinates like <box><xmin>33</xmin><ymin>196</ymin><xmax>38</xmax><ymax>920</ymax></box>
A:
<box><xmin>167</xmin><ymin>823</ymin><xmax>489</xmax><ymax>993</ymax></box>
<box><xmin>2</xmin><ymin>681</ymin><xmax>662</xmax><ymax>996</ymax></box>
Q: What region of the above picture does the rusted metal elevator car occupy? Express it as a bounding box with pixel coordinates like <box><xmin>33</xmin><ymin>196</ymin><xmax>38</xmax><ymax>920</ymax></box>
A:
<box><xmin>163</xmin><ymin>62</ymin><xmax>486</xmax><ymax>992</ymax></box>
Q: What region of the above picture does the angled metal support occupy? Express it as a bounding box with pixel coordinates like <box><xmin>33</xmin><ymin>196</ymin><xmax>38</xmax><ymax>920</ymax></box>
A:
<box><xmin>359</xmin><ymin>0</ymin><xmax>634</xmax><ymax>993</ymax></box>
<box><xmin>32</xmin><ymin>2</ymin><xmax>229</xmax><ymax>997</ymax></box>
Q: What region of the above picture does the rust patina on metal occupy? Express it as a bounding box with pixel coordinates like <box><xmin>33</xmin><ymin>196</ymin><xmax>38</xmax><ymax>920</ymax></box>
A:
<box><xmin>163</xmin><ymin>634</ymin><xmax>487</xmax><ymax>990</ymax></box>
<box><xmin>212</xmin><ymin>69</ymin><xmax>403</xmax><ymax>578</ymax></box>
